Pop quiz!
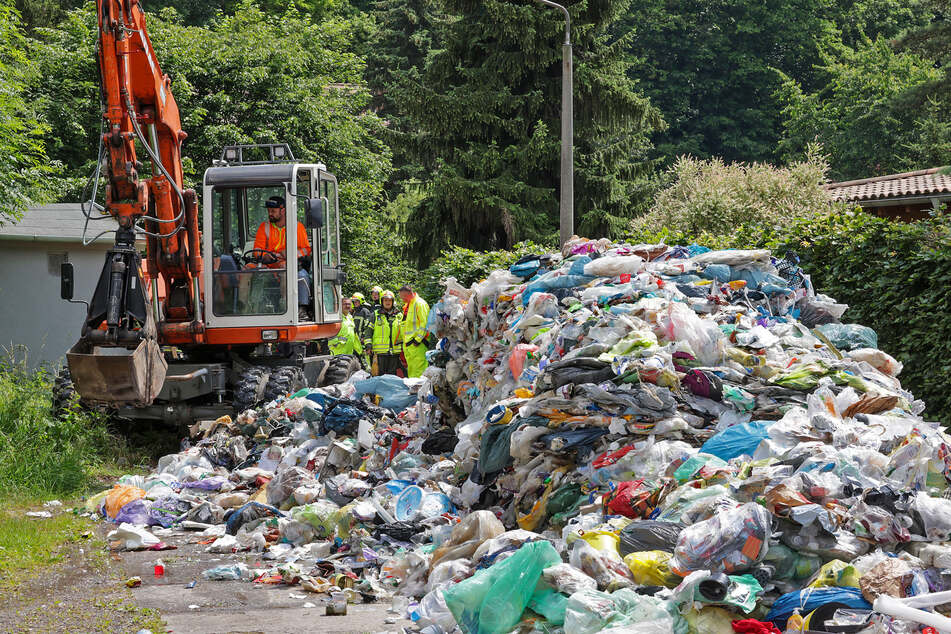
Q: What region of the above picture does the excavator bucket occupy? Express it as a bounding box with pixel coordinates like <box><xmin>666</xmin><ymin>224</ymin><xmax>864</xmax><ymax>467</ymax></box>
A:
<box><xmin>67</xmin><ymin>338</ymin><xmax>167</xmax><ymax>407</ymax></box>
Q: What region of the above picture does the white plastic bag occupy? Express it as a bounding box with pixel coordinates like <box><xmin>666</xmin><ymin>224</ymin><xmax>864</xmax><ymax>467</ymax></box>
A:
<box><xmin>107</xmin><ymin>523</ymin><xmax>160</xmax><ymax>550</ymax></box>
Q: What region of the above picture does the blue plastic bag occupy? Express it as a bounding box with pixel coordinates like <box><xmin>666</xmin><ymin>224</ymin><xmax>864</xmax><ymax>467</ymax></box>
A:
<box><xmin>353</xmin><ymin>375</ymin><xmax>416</xmax><ymax>410</ymax></box>
<box><xmin>765</xmin><ymin>587</ymin><xmax>871</xmax><ymax>628</ymax></box>
<box><xmin>816</xmin><ymin>323</ymin><xmax>878</xmax><ymax>351</ymax></box>
<box><xmin>700</xmin><ymin>421</ymin><xmax>774</xmax><ymax>460</ymax></box>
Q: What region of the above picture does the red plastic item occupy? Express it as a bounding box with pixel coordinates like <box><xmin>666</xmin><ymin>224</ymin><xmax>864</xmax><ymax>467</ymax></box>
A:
<box><xmin>154</xmin><ymin>560</ymin><xmax>165</xmax><ymax>576</ymax></box>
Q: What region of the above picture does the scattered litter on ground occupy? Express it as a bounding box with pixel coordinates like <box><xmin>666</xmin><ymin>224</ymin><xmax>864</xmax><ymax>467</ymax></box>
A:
<box><xmin>89</xmin><ymin>238</ymin><xmax>951</xmax><ymax>633</ymax></box>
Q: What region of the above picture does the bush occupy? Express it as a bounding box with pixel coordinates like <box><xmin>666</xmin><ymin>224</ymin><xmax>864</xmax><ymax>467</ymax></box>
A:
<box><xmin>630</xmin><ymin>208</ymin><xmax>951</xmax><ymax>424</ymax></box>
<box><xmin>417</xmin><ymin>241</ymin><xmax>553</xmax><ymax>304</ymax></box>
<box><xmin>631</xmin><ymin>149</ymin><xmax>831</xmax><ymax>237</ymax></box>
<box><xmin>0</xmin><ymin>354</ymin><xmax>115</xmax><ymax>496</ymax></box>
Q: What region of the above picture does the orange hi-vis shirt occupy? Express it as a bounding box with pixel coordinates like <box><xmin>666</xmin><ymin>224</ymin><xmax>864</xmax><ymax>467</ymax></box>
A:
<box><xmin>253</xmin><ymin>221</ymin><xmax>312</xmax><ymax>268</ymax></box>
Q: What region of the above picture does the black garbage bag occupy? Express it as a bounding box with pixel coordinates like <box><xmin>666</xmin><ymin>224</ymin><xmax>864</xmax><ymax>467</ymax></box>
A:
<box><xmin>618</xmin><ymin>520</ymin><xmax>685</xmax><ymax>556</ymax></box>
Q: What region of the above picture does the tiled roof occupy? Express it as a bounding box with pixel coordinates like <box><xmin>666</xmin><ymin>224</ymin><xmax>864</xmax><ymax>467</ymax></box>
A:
<box><xmin>826</xmin><ymin>167</ymin><xmax>951</xmax><ymax>202</ymax></box>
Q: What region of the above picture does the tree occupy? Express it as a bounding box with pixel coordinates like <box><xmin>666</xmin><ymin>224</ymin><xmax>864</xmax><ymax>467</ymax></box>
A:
<box><xmin>389</xmin><ymin>0</ymin><xmax>664</xmax><ymax>261</ymax></box>
<box><xmin>27</xmin><ymin>3</ymin><xmax>412</xmax><ymax>292</ymax></box>
<box><xmin>830</xmin><ymin>0</ymin><xmax>929</xmax><ymax>46</ymax></box>
<box><xmin>894</xmin><ymin>0</ymin><xmax>951</xmax><ymax>106</ymax></box>
<box><xmin>622</xmin><ymin>0</ymin><xmax>840</xmax><ymax>165</ymax></box>
<box><xmin>0</xmin><ymin>0</ymin><xmax>50</xmax><ymax>225</ymax></box>
<box><xmin>777</xmin><ymin>37</ymin><xmax>943</xmax><ymax>180</ymax></box>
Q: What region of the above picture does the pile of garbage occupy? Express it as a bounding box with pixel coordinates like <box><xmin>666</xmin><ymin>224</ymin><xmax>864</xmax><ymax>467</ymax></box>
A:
<box><xmin>92</xmin><ymin>237</ymin><xmax>951</xmax><ymax>633</ymax></box>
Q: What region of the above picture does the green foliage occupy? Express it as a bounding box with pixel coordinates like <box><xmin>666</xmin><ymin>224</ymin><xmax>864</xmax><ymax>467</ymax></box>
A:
<box><xmin>0</xmin><ymin>0</ymin><xmax>51</xmax><ymax>225</ymax></box>
<box><xmin>386</xmin><ymin>0</ymin><xmax>664</xmax><ymax>262</ymax></box>
<box><xmin>630</xmin><ymin>209</ymin><xmax>951</xmax><ymax>424</ymax></box>
<box><xmin>631</xmin><ymin>150</ymin><xmax>832</xmax><ymax>237</ymax></box>
<box><xmin>418</xmin><ymin>240</ymin><xmax>552</xmax><ymax>304</ymax></box>
<box><xmin>777</xmin><ymin>37</ymin><xmax>944</xmax><ymax>180</ymax></box>
<box><xmin>624</xmin><ymin>0</ymin><xmax>838</xmax><ymax>165</ymax></box>
<box><xmin>0</xmin><ymin>356</ymin><xmax>114</xmax><ymax>496</ymax></box>
<box><xmin>894</xmin><ymin>0</ymin><xmax>951</xmax><ymax>106</ymax></box>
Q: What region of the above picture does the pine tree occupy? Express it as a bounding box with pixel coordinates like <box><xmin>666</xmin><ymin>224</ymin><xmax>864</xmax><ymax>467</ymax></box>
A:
<box><xmin>895</xmin><ymin>0</ymin><xmax>951</xmax><ymax>105</ymax></box>
<box><xmin>387</xmin><ymin>0</ymin><xmax>663</xmax><ymax>260</ymax></box>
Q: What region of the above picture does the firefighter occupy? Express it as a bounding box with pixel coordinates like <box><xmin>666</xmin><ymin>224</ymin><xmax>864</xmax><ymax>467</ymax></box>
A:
<box><xmin>398</xmin><ymin>284</ymin><xmax>430</xmax><ymax>378</ymax></box>
<box><xmin>328</xmin><ymin>298</ymin><xmax>364</xmax><ymax>357</ymax></box>
<box><xmin>369</xmin><ymin>290</ymin><xmax>403</xmax><ymax>376</ymax></box>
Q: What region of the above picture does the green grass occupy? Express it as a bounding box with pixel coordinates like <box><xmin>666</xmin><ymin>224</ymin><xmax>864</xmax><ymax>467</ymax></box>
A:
<box><xmin>0</xmin><ymin>500</ymin><xmax>96</xmax><ymax>583</ymax></box>
<box><xmin>0</xmin><ymin>353</ymin><xmax>142</xmax><ymax>497</ymax></box>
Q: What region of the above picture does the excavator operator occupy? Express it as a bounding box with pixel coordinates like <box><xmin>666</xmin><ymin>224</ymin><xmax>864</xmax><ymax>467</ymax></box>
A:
<box><xmin>250</xmin><ymin>196</ymin><xmax>313</xmax><ymax>320</ymax></box>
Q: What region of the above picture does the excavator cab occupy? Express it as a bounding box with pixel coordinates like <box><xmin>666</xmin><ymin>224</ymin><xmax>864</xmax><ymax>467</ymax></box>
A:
<box><xmin>202</xmin><ymin>144</ymin><xmax>344</xmax><ymax>328</ymax></box>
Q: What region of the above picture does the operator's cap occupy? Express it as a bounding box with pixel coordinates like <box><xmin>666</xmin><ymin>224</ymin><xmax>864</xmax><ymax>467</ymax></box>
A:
<box><xmin>265</xmin><ymin>196</ymin><xmax>285</xmax><ymax>208</ymax></box>
<box><xmin>382</xmin><ymin>290</ymin><xmax>395</xmax><ymax>300</ymax></box>
<box><xmin>371</xmin><ymin>285</ymin><xmax>383</xmax><ymax>294</ymax></box>
<box><xmin>351</xmin><ymin>292</ymin><xmax>365</xmax><ymax>302</ymax></box>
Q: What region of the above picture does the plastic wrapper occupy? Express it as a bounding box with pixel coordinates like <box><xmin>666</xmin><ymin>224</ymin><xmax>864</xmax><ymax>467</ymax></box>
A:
<box><xmin>289</xmin><ymin>500</ymin><xmax>353</xmax><ymax>539</ymax></box>
<box><xmin>103</xmin><ymin>484</ymin><xmax>147</xmax><ymax>519</ymax></box>
<box><xmin>563</xmin><ymin>587</ymin><xmax>680</xmax><ymax>634</ymax></box>
<box><xmin>671</xmin><ymin>502</ymin><xmax>771</xmax><ymax>576</ymax></box>
<box><xmin>569</xmin><ymin>539</ymin><xmax>634</xmax><ymax>591</ymax></box>
<box><xmin>542</xmin><ymin>562</ymin><xmax>598</xmax><ymax>595</ymax></box>
<box><xmin>107</xmin><ymin>523</ymin><xmax>160</xmax><ymax>550</ymax></box>
<box><xmin>443</xmin><ymin>540</ymin><xmax>561</xmax><ymax>634</ymax></box>
<box><xmin>430</xmin><ymin>510</ymin><xmax>505</xmax><ymax>569</ymax></box>
<box><xmin>816</xmin><ymin>323</ymin><xmax>878</xmax><ymax>351</ymax></box>
<box><xmin>623</xmin><ymin>550</ymin><xmax>680</xmax><ymax>587</ymax></box>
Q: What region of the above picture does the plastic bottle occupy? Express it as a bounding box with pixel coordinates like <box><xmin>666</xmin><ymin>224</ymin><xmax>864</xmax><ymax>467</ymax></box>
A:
<box><xmin>785</xmin><ymin>609</ymin><xmax>803</xmax><ymax>633</ymax></box>
<box><xmin>154</xmin><ymin>559</ymin><xmax>165</xmax><ymax>576</ymax></box>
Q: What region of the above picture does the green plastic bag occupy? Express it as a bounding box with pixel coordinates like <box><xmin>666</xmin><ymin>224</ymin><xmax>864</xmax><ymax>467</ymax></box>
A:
<box><xmin>528</xmin><ymin>588</ymin><xmax>569</xmax><ymax>626</ymax></box>
<box><xmin>443</xmin><ymin>540</ymin><xmax>561</xmax><ymax>634</ymax></box>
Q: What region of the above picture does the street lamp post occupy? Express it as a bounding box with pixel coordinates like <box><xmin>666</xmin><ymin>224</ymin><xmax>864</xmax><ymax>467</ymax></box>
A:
<box><xmin>534</xmin><ymin>0</ymin><xmax>573</xmax><ymax>247</ymax></box>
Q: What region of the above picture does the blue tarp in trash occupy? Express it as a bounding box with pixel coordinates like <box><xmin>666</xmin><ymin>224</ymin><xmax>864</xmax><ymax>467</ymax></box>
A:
<box><xmin>765</xmin><ymin>587</ymin><xmax>871</xmax><ymax>628</ymax></box>
<box><xmin>700</xmin><ymin>420</ymin><xmax>774</xmax><ymax>461</ymax></box>
<box><xmin>353</xmin><ymin>375</ymin><xmax>417</xmax><ymax>410</ymax></box>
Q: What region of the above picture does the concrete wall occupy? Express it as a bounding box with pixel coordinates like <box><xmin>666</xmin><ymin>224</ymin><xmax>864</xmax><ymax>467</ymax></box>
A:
<box><xmin>0</xmin><ymin>240</ymin><xmax>111</xmax><ymax>367</ymax></box>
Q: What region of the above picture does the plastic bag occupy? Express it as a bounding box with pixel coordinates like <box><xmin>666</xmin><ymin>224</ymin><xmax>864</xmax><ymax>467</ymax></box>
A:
<box><xmin>107</xmin><ymin>522</ymin><xmax>160</xmax><ymax>550</ymax></box>
<box><xmin>266</xmin><ymin>466</ymin><xmax>311</xmax><ymax>507</ymax></box>
<box><xmin>583</xmin><ymin>255</ymin><xmax>644</xmax><ymax>278</ymax></box>
<box><xmin>765</xmin><ymin>587</ymin><xmax>870</xmax><ymax>629</ymax></box>
<box><xmin>914</xmin><ymin>492</ymin><xmax>951</xmax><ymax>540</ymax></box>
<box><xmin>671</xmin><ymin>502</ymin><xmax>771</xmax><ymax>576</ymax></box>
<box><xmin>430</xmin><ymin>510</ymin><xmax>505</xmax><ymax>569</ymax></box>
<box><xmin>443</xmin><ymin>540</ymin><xmax>561</xmax><ymax>634</ymax></box>
<box><xmin>808</xmin><ymin>559</ymin><xmax>861</xmax><ymax>589</ymax></box>
<box><xmin>816</xmin><ymin>323</ymin><xmax>878</xmax><ymax>351</ymax></box>
<box><xmin>543</xmin><ymin>562</ymin><xmax>597</xmax><ymax>595</ymax></box>
<box><xmin>563</xmin><ymin>587</ymin><xmax>678</xmax><ymax>634</ymax></box>
<box><xmin>623</xmin><ymin>550</ymin><xmax>680</xmax><ymax>587</ymax></box>
<box><xmin>569</xmin><ymin>539</ymin><xmax>634</xmax><ymax>591</ymax></box>
<box><xmin>699</xmin><ymin>421</ymin><xmax>773</xmax><ymax>461</ymax></box>
<box><xmin>352</xmin><ymin>375</ymin><xmax>416</xmax><ymax>410</ymax></box>
<box><xmin>846</xmin><ymin>348</ymin><xmax>903</xmax><ymax>377</ymax></box>
<box><xmin>291</xmin><ymin>500</ymin><xmax>353</xmax><ymax>539</ymax></box>
<box><xmin>618</xmin><ymin>520</ymin><xmax>684</xmax><ymax>556</ymax></box>
<box><xmin>104</xmin><ymin>484</ymin><xmax>147</xmax><ymax>519</ymax></box>
<box><xmin>603</xmin><ymin>479</ymin><xmax>676</xmax><ymax>519</ymax></box>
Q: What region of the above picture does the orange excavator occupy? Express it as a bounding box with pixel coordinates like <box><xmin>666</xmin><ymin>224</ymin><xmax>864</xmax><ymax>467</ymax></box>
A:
<box><xmin>59</xmin><ymin>0</ymin><xmax>358</xmax><ymax>423</ymax></box>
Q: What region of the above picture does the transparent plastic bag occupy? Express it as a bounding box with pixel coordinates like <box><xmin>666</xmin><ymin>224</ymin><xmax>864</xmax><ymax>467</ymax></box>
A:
<box><xmin>430</xmin><ymin>510</ymin><xmax>505</xmax><ymax>569</ymax></box>
<box><xmin>569</xmin><ymin>540</ymin><xmax>634</xmax><ymax>591</ymax></box>
<box><xmin>671</xmin><ymin>502</ymin><xmax>771</xmax><ymax>576</ymax></box>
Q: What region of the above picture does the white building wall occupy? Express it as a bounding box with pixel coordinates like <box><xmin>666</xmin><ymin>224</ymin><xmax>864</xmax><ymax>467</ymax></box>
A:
<box><xmin>0</xmin><ymin>240</ymin><xmax>111</xmax><ymax>367</ymax></box>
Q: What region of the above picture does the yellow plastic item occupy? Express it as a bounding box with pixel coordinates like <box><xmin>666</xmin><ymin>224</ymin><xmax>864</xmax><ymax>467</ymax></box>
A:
<box><xmin>85</xmin><ymin>489</ymin><xmax>110</xmax><ymax>513</ymax></box>
<box><xmin>786</xmin><ymin>609</ymin><xmax>804</xmax><ymax>632</ymax></box>
<box><xmin>579</xmin><ymin>530</ymin><xmax>621</xmax><ymax>557</ymax></box>
<box><xmin>513</xmin><ymin>388</ymin><xmax>534</xmax><ymax>398</ymax></box>
<box><xmin>623</xmin><ymin>550</ymin><xmax>680</xmax><ymax>587</ymax></box>
<box><xmin>104</xmin><ymin>484</ymin><xmax>146</xmax><ymax>519</ymax></box>
<box><xmin>808</xmin><ymin>559</ymin><xmax>861</xmax><ymax>589</ymax></box>
<box><xmin>684</xmin><ymin>606</ymin><xmax>736</xmax><ymax>634</ymax></box>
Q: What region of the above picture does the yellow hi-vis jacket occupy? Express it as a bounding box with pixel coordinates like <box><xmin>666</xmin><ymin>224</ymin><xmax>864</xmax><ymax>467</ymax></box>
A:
<box><xmin>370</xmin><ymin>308</ymin><xmax>402</xmax><ymax>354</ymax></box>
<box><xmin>400</xmin><ymin>294</ymin><xmax>430</xmax><ymax>346</ymax></box>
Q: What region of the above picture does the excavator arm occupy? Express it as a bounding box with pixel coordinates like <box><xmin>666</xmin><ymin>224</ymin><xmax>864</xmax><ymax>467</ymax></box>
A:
<box><xmin>67</xmin><ymin>0</ymin><xmax>204</xmax><ymax>406</ymax></box>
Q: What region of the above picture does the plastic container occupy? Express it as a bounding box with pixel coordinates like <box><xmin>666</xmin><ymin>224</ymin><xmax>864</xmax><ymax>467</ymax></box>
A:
<box><xmin>154</xmin><ymin>559</ymin><xmax>165</xmax><ymax>576</ymax></box>
<box><xmin>395</xmin><ymin>485</ymin><xmax>424</xmax><ymax>521</ymax></box>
